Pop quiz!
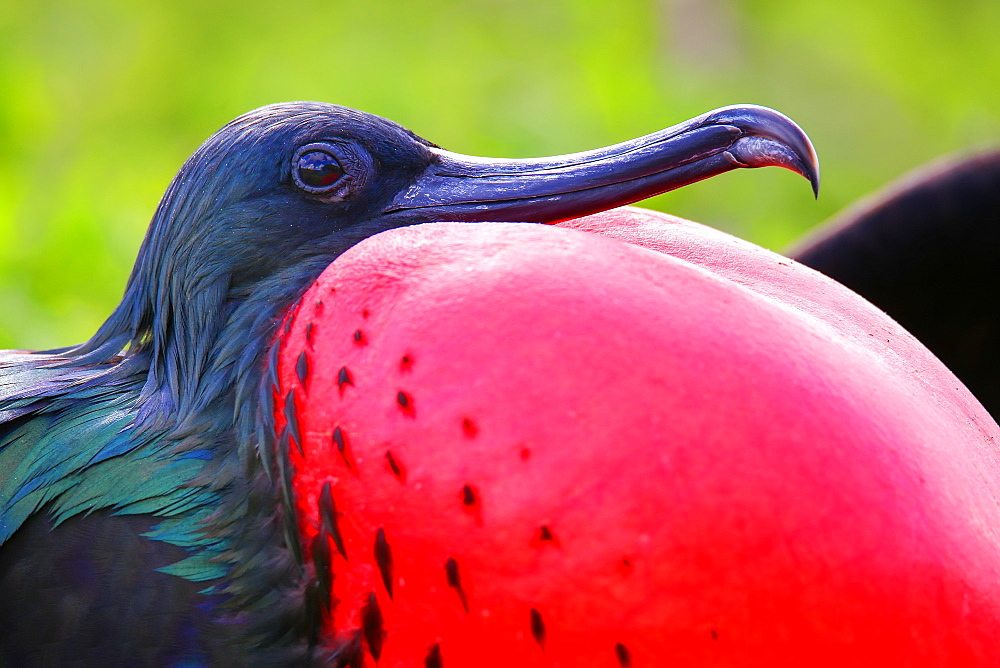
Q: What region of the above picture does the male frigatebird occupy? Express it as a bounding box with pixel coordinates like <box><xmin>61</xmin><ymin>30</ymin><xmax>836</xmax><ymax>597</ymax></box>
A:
<box><xmin>0</xmin><ymin>102</ymin><xmax>818</xmax><ymax>664</ymax></box>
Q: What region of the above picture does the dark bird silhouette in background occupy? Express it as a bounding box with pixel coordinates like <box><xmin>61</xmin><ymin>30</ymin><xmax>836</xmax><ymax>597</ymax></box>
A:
<box><xmin>793</xmin><ymin>149</ymin><xmax>1000</xmax><ymax>419</ymax></box>
<box><xmin>0</xmin><ymin>102</ymin><xmax>818</xmax><ymax>665</ymax></box>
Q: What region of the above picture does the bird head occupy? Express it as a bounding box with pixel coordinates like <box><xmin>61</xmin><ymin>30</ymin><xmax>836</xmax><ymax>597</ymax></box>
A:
<box><xmin>134</xmin><ymin>101</ymin><xmax>817</xmax><ymax>297</ymax></box>
<box><xmin>85</xmin><ymin>102</ymin><xmax>817</xmax><ymax>412</ymax></box>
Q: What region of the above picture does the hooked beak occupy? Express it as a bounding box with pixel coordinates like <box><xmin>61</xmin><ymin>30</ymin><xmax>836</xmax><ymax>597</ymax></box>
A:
<box><xmin>384</xmin><ymin>104</ymin><xmax>819</xmax><ymax>224</ymax></box>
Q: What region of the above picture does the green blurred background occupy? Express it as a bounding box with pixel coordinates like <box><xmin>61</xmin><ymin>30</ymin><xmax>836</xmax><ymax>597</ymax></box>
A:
<box><xmin>1</xmin><ymin>0</ymin><xmax>998</xmax><ymax>349</ymax></box>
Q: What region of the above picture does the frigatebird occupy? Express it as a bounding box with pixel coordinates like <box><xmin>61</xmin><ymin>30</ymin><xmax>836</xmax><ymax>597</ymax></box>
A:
<box><xmin>0</xmin><ymin>102</ymin><xmax>817</xmax><ymax>665</ymax></box>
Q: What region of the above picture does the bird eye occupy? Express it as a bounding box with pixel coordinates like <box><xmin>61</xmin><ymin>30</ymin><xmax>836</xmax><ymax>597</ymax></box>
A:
<box><xmin>294</xmin><ymin>149</ymin><xmax>345</xmax><ymax>191</ymax></box>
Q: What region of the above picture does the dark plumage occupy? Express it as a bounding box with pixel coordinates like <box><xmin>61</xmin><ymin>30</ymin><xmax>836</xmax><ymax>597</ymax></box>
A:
<box><xmin>793</xmin><ymin>149</ymin><xmax>1000</xmax><ymax>418</ymax></box>
<box><xmin>0</xmin><ymin>103</ymin><xmax>424</xmax><ymax>665</ymax></box>
<box><xmin>0</xmin><ymin>101</ymin><xmax>817</xmax><ymax>664</ymax></box>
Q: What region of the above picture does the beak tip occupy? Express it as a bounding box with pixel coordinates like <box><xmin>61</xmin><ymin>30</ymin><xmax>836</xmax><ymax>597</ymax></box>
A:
<box><xmin>712</xmin><ymin>104</ymin><xmax>821</xmax><ymax>200</ymax></box>
<box><xmin>803</xmin><ymin>143</ymin><xmax>821</xmax><ymax>199</ymax></box>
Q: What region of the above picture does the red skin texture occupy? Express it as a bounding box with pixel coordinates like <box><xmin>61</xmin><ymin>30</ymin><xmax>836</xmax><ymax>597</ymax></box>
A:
<box><xmin>276</xmin><ymin>207</ymin><xmax>1000</xmax><ymax>667</ymax></box>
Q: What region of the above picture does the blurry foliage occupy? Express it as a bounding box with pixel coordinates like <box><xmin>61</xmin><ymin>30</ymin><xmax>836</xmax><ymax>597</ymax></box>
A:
<box><xmin>0</xmin><ymin>0</ymin><xmax>998</xmax><ymax>348</ymax></box>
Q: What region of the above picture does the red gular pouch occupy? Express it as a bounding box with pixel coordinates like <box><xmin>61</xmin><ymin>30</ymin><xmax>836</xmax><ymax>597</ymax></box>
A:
<box><xmin>275</xmin><ymin>207</ymin><xmax>1000</xmax><ymax>668</ymax></box>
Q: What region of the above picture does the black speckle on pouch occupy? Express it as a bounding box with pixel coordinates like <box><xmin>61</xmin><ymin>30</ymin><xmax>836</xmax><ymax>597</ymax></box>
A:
<box><xmin>284</xmin><ymin>390</ymin><xmax>303</xmax><ymax>457</ymax></box>
<box><xmin>424</xmin><ymin>643</ymin><xmax>443</xmax><ymax>668</ymax></box>
<box><xmin>319</xmin><ymin>481</ymin><xmax>348</xmax><ymax>560</ymax></box>
<box><xmin>361</xmin><ymin>592</ymin><xmax>385</xmax><ymax>662</ymax></box>
<box><xmin>338</xmin><ymin>366</ymin><xmax>353</xmax><ymax>390</ymax></box>
<box><xmin>615</xmin><ymin>642</ymin><xmax>632</xmax><ymax>667</ymax></box>
<box><xmin>374</xmin><ymin>528</ymin><xmax>394</xmax><ymax>600</ymax></box>
<box><xmin>386</xmin><ymin>450</ymin><xmax>404</xmax><ymax>481</ymax></box>
<box><xmin>530</xmin><ymin>608</ymin><xmax>546</xmax><ymax>648</ymax></box>
<box><xmin>296</xmin><ymin>350</ymin><xmax>309</xmax><ymax>387</ymax></box>
<box><xmin>445</xmin><ymin>557</ymin><xmax>469</xmax><ymax>613</ymax></box>
<box><xmin>332</xmin><ymin>426</ymin><xmax>352</xmax><ymax>471</ymax></box>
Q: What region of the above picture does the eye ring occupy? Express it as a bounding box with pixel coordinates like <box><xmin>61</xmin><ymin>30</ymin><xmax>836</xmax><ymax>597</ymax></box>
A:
<box><xmin>291</xmin><ymin>142</ymin><xmax>358</xmax><ymax>197</ymax></box>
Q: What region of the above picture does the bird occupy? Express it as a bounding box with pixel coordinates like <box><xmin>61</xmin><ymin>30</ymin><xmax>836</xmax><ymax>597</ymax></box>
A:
<box><xmin>792</xmin><ymin>149</ymin><xmax>1000</xmax><ymax>419</ymax></box>
<box><xmin>0</xmin><ymin>101</ymin><xmax>818</xmax><ymax>665</ymax></box>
